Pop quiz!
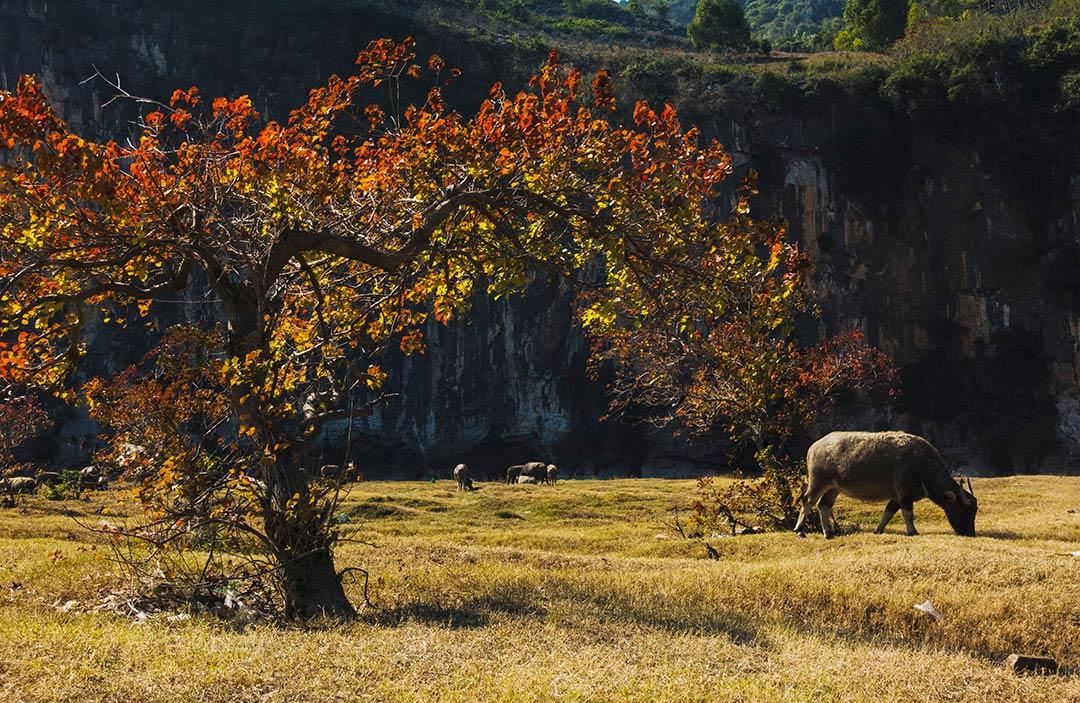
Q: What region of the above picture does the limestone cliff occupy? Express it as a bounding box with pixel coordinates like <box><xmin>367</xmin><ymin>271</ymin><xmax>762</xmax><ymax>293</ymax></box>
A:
<box><xmin>4</xmin><ymin>0</ymin><xmax>1079</xmax><ymax>475</ymax></box>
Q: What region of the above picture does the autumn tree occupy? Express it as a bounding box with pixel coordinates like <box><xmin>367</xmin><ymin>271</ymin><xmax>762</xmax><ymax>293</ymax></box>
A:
<box><xmin>0</xmin><ymin>395</ymin><xmax>49</xmax><ymax>476</ymax></box>
<box><xmin>593</xmin><ymin>179</ymin><xmax>895</xmax><ymax>532</ymax></box>
<box><xmin>0</xmin><ymin>39</ymin><xmax>745</xmax><ymax>619</ymax></box>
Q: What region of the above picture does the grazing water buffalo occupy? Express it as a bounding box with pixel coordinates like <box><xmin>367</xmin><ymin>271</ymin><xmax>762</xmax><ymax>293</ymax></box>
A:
<box><xmin>794</xmin><ymin>431</ymin><xmax>978</xmax><ymax>538</ymax></box>
<box><xmin>507</xmin><ymin>461</ymin><xmax>547</xmax><ymax>484</ymax></box>
<box><xmin>319</xmin><ymin>462</ymin><xmax>358</xmax><ymax>481</ymax></box>
<box><xmin>1</xmin><ymin>476</ymin><xmax>37</xmax><ymax>495</ymax></box>
<box><xmin>78</xmin><ymin>466</ymin><xmax>108</xmax><ymax>492</ymax></box>
<box><xmin>453</xmin><ymin>463</ymin><xmax>474</xmax><ymax>491</ymax></box>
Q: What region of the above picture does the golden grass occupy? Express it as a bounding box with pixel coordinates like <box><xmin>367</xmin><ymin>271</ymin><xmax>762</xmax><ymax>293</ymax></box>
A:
<box><xmin>1</xmin><ymin>477</ymin><xmax>1079</xmax><ymax>702</ymax></box>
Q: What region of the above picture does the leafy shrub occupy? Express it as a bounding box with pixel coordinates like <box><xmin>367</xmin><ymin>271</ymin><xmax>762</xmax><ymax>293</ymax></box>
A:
<box><xmin>745</xmin><ymin>0</ymin><xmax>847</xmax><ymax>50</ymax></box>
<box><xmin>688</xmin><ymin>0</ymin><xmax>752</xmax><ymax>49</ymax></box>
<box><xmin>1059</xmin><ymin>70</ymin><xmax>1080</xmax><ymax>110</ymax></box>
<box><xmin>834</xmin><ymin>0</ymin><xmax>909</xmax><ymax>50</ymax></box>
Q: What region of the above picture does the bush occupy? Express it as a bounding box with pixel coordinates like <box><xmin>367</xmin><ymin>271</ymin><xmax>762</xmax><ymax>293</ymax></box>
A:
<box><xmin>1060</xmin><ymin>70</ymin><xmax>1080</xmax><ymax>110</ymax></box>
<box><xmin>43</xmin><ymin>471</ymin><xmax>81</xmax><ymax>501</ymax></box>
<box><xmin>743</xmin><ymin>0</ymin><xmax>847</xmax><ymax>51</ymax></box>
<box><xmin>834</xmin><ymin>0</ymin><xmax>909</xmax><ymax>50</ymax></box>
<box><xmin>688</xmin><ymin>0</ymin><xmax>752</xmax><ymax>49</ymax></box>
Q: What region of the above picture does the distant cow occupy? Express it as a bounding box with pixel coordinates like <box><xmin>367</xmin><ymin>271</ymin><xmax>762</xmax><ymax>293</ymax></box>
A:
<box><xmin>78</xmin><ymin>466</ymin><xmax>108</xmax><ymax>492</ymax></box>
<box><xmin>453</xmin><ymin>463</ymin><xmax>474</xmax><ymax>491</ymax></box>
<box><xmin>1</xmin><ymin>476</ymin><xmax>37</xmax><ymax>495</ymax></box>
<box><xmin>516</xmin><ymin>475</ymin><xmax>539</xmax><ymax>485</ymax></box>
<box><xmin>319</xmin><ymin>462</ymin><xmax>358</xmax><ymax>482</ymax></box>
<box><xmin>545</xmin><ymin>464</ymin><xmax>558</xmax><ymax>485</ymax></box>
<box><xmin>507</xmin><ymin>461</ymin><xmax>547</xmax><ymax>484</ymax></box>
<box><xmin>794</xmin><ymin>431</ymin><xmax>978</xmax><ymax>538</ymax></box>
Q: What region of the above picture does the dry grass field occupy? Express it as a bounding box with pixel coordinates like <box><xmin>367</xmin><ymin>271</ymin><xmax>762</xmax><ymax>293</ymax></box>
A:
<box><xmin>1</xmin><ymin>476</ymin><xmax>1079</xmax><ymax>702</ymax></box>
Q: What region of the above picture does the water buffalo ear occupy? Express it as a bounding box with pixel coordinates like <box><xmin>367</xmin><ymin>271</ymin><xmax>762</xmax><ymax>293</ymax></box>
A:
<box><xmin>943</xmin><ymin>490</ymin><xmax>958</xmax><ymax>502</ymax></box>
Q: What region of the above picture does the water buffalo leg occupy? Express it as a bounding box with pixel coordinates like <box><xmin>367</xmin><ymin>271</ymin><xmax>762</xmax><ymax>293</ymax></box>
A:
<box><xmin>793</xmin><ymin>489</ymin><xmax>811</xmax><ymax>534</ymax></box>
<box><xmin>900</xmin><ymin>499</ymin><xmax>918</xmax><ymax>536</ymax></box>
<box><xmin>817</xmin><ymin>488</ymin><xmax>840</xmax><ymax>539</ymax></box>
<box><xmin>875</xmin><ymin>499</ymin><xmax>900</xmax><ymax>534</ymax></box>
<box><xmin>794</xmin><ymin>483</ymin><xmax>830</xmax><ymax>534</ymax></box>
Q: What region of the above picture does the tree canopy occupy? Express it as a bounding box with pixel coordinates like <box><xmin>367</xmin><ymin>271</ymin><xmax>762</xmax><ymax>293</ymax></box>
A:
<box><xmin>0</xmin><ymin>38</ymin><xmax>756</xmax><ymax>618</ymax></box>
<box><xmin>834</xmin><ymin>0</ymin><xmax>909</xmax><ymax>49</ymax></box>
<box><xmin>593</xmin><ymin>177</ymin><xmax>895</xmax><ymax>531</ymax></box>
<box><xmin>688</xmin><ymin>0</ymin><xmax>753</xmax><ymax>50</ymax></box>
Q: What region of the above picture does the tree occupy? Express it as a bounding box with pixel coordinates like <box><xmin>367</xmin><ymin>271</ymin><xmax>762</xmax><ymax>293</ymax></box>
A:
<box><xmin>834</xmin><ymin>0</ymin><xmax>909</xmax><ymax>50</ymax></box>
<box><xmin>0</xmin><ymin>39</ymin><xmax>744</xmax><ymax>619</ymax></box>
<box><xmin>688</xmin><ymin>0</ymin><xmax>752</xmax><ymax>50</ymax></box>
<box><xmin>0</xmin><ymin>395</ymin><xmax>49</xmax><ymax>475</ymax></box>
<box><xmin>653</xmin><ymin>0</ymin><xmax>673</xmax><ymax>23</ymax></box>
<box><xmin>594</xmin><ymin>177</ymin><xmax>895</xmax><ymax>532</ymax></box>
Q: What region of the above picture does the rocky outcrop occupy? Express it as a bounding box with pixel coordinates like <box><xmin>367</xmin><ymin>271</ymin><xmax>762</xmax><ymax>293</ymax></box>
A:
<box><xmin>4</xmin><ymin>0</ymin><xmax>1080</xmax><ymax>475</ymax></box>
<box><xmin>720</xmin><ymin>106</ymin><xmax>1079</xmax><ymax>475</ymax></box>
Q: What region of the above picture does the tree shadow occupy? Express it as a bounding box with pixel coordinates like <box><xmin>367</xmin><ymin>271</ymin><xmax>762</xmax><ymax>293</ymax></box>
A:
<box><xmin>360</xmin><ymin>596</ymin><xmax>547</xmax><ymax>630</ymax></box>
<box><xmin>362</xmin><ymin>603</ymin><xmax>493</xmax><ymax>628</ymax></box>
<box><xmin>554</xmin><ymin>589</ymin><xmax>764</xmax><ymax>646</ymax></box>
<box><xmin>616</xmin><ymin>608</ymin><xmax>763</xmax><ymax>646</ymax></box>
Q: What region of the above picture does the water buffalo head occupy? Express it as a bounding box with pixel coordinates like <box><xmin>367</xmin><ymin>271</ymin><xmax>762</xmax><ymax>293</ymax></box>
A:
<box><xmin>942</xmin><ymin>476</ymin><xmax>978</xmax><ymax>536</ymax></box>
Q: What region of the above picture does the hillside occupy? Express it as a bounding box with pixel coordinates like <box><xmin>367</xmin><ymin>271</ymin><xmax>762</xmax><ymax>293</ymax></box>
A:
<box><xmin>3</xmin><ymin>0</ymin><xmax>1080</xmax><ymax>477</ymax></box>
<box><xmin>670</xmin><ymin>0</ymin><xmax>846</xmax><ymax>49</ymax></box>
<box><xmin>4</xmin><ymin>5</ymin><xmax>1080</xmax><ymax>701</ymax></box>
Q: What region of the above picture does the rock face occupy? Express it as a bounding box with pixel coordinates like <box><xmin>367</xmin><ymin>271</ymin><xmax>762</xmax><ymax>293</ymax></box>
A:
<box><xmin>719</xmin><ymin>107</ymin><xmax>1079</xmax><ymax>475</ymax></box>
<box><xmin>3</xmin><ymin>0</ymin><xmax>1080</xmax><ymax>475</ymax></box>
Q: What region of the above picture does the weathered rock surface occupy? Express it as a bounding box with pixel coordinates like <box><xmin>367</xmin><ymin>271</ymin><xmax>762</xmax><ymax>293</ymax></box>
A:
<box><xmin>4</xmin><ymin>0</ymin><xmax>1080</xmax><ymax>476</ymax></box>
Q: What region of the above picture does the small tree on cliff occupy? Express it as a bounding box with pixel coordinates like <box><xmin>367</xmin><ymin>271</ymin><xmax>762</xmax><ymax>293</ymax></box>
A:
<box><xmin>833</xmin><ymin>0</ymin><xmax>909</xmax><ymax>50</ymax></box>
<box><xmin>0</xmin><ymin>39</ymin><xmax>754</xmax><ymax>619</ymax></box>
<box><xmin>688</xmin><ymin>0</ymin><xmax>752</xmax><ymax>51</ymax></box>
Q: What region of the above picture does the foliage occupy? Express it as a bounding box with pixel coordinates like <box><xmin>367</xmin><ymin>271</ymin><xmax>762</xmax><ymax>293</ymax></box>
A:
<box><xmin>0</xmin><ymin>38</ymin><xmax>752</xmax><ymax>619</ymax></box>
<box><xmin>594</xmin><ymin>177</ymin><xmax>896</xmax><ymax>530</ymax></box>
<box><xmin>834</xmin><ymin>0</ymin><xmax>910</xmax><ymax>49</ymax></box>
<box><xmin>688</xmin><ymin>0</ymin><xmax>753</xmax><ymax>49</ymax></box>
<box><xmin>744</xmin><ymin>0</ymin><xmax>848</xmax><ymax>50</ymax></box>
<box><xmin>446</xmin><ymin>0</ymin><xmax>679</xmax><ymax>39</ymax></box>
<box><xmin>41</xmin><ymin>469</ymin><xmax>81</xmax><ymax>501</ymax></box>
<box><xmin>669</xmin><ymin>0</ymin><xmax>848</xmax><ymax>49</ymax></box>
<box><xmin>0</xmin><ymin>395</ymin><xmax>50</xmax><ymax>475</ymax></box>
<box><xmin>690</xmin><ymin>329</ymin><xmax>897</xmax><ymax>531</ymax></box>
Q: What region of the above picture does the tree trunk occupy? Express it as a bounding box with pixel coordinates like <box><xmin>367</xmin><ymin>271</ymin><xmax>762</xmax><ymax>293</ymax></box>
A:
<box><xmin>223</xmin><ymin>294</ymin><xmax>356</xmax><ymax>621</ymax></box>
<box><xmin>281</xmin><ymin>546</ymin><xmax>356</xmax><ymax>620</ymax></box>
<box><xmin>262</xmin><ymin>447</ymin><xmax>357</xmax><ymax>621</ymax></box>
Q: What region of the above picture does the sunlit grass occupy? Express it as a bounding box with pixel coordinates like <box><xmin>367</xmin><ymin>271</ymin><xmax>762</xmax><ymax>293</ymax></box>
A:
<box><xmin>1</xmin><ymin>476</ymin><xmax>1078</xmax><ymax>701</ymax></box>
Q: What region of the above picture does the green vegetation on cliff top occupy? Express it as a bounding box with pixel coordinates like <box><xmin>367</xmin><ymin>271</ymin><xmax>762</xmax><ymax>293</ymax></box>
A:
<box><xmin>330</xmin><ymin>0</ymin><xmax>1080</xmax><ymax>112</ymax></box>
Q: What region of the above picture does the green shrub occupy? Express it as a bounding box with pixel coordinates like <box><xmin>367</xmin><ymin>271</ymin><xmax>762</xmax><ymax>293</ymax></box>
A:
<box><xmin>1060</xmin><ymin>70</ymin><xmax>1080</xmax><ymax>110</ymax></box>
<box><xmin>834</xmin><ymin>0</ymin><xmax>909</xmax><ymax>50</ymax></box>
<box><xmin>688</xmin><ymin>0</ymin><xmax>752</xmax><ymax>49</ymax></box>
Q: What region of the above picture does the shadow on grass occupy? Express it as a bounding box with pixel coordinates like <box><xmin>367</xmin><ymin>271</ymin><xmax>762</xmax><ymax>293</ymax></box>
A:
<box><xmin>361</xmin><ymin>596</ymin><xmax>547</xmax><ymax>629</ymax></box>
<box><xmin>975</xmin><ymin>529</ymin><xmax>1022</xmax><ymax>540</ymax></box>
<box><xmin>551</xmin><ymin>585</ymin><xmax>763</xmax><ymax>645</ymax></box>
<box><xmin>616</xmin><ymin>607</ymin><xmax>763</xmax><ymax>646</ymax></box>
<box><xmin>360</xmin><ymin>590</ymin><xmax>761</xmax><ymax>644</ymax></box>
